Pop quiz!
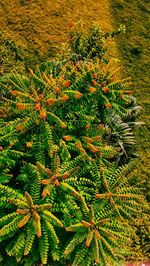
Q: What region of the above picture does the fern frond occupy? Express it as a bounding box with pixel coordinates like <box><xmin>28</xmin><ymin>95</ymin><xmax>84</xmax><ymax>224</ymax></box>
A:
<box><xmin>39</xmin><ymin>227</ymin><xmax>49</xmax><ymax>265</ymax></box>
<box><xmin>0</xmin><ymin>174</ymin><xmax>13</xmax><ymax>186</ymax></box>
<box><xmin>0</xmin><ymin>212</ymin><xmax>18</xmax><ymax>227</ymax></box>
<box><xmin>7</xmin><ymin>232</ymin><xmax>26</xmax><ymax>258</ymax></box>
<box><xmin>24</xmin><ymin>226</ymin><xmax>36</xmax><ymax>256</ymax></box>
<box><xmin>0</xmin><ymin>196</ymin><xmax>12</xmax><ymax>209</ymax></box>
<box><xmin>50</xmin><ymin>244</ymin><xmax>60</xmax><ymax>261</ymax></box>
<box><xmin>31</xmin><ymin>132</ymin><xmax>45</xmax><ymax>164</ymax></box>
<box><xmin>59</xmin><ymin>139</ymin><xmax>71</xmax><ymax>161</ymax></box>
<box><xmin>0</xmin><ymin>216</ymin><xmax>20</xmax><ymax>238</ymax></box>
<box><xmin>45</xmin><ymin>221</ymin><xmax>59</xmax><ymax>245</ymax></box>
<box><xmin>77</xmin><ymin>195</ymin><xmax>89</xmax><ymax>218</ymax></box>
<box><xmin>42</xmin><ymin>210</ymin><xmax>63</xmax><ymax>228</ymax></box>
<box><xmin>64</xmin><ymin>233</ymin><xmax>87</xmax><ymax>256</ymax></box>
<box><xmin>0</xmin><ymin>184</ymin><xmax>25</xmax><ymax>201</ymax></box>
<box><xmin>85</xmin><ymin>230</ymin><xmax>94</xmax><ymax>247</ymax></box>
<box><xmin>23</xmin><ymin>163</ymin><xmax>42</xmax><ymax>202</ymax></box>
<box><xmin>47</xmin><ymin>112</ymin><xmax>67</xmax><ymax>129</ymax></box>
<box><xmin>66</xmin><ymin>223</ymin><xmax>84</xmax><ymax>232</ymax></box>
<box><xmin>43</xmin><ymin>122</ymin><xmax>55</xmax><ymax>156</ymax></box>
<box><xmin>72</xmin><ymin>245</ymin><xmax>88</xmax><ymax>266</ymax></box>
<box><xmin>93</xmin><ymin>238</ymin><xmax>100</xmax><ymax>264</ymax></box>
<box><xmin>101</xmin><ymin>236</ymin><xmax>117</xmax><ymax>261</ymax></box>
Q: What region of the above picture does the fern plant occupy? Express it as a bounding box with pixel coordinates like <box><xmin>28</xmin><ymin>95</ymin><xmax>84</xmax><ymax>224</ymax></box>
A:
<box><xmin>0</xmin><ymin>185</ymin><xmax>62</xmax><ymax>265</ymax></box>
<box><xmin>0</xmin><ymin>59</ymin><xmax>139</xmax><ymax>162</ymax></box>
<box><xmin>0</xmin><ymin>153</ymin><xmax>145</xmax><ymax>265</ymax></box>
<box><xmin>0</xmin><ymin>45</ymin><xmax>145</xmax><ymax>265</ymax></box>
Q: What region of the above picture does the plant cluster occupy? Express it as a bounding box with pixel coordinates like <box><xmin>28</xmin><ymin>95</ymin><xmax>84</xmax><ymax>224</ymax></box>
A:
<box><xmin>0</xmin><ymin>27</ymin><xmax>146</xmax><ymax>265</ymax></box>
<box><xmin>62</xmin><ymin>23</ymin><xmax>126</xmax><ymax>64</ymax></box>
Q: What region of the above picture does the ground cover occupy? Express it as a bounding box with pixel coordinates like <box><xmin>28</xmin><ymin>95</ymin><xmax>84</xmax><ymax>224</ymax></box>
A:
<box><xmin>110</xmin><ymin>0</ymin><xmax>150</xmax><ymax>259</ymax></box>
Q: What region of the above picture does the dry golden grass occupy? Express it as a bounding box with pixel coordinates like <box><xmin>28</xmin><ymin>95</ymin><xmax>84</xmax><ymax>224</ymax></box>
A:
<box><xmin>0</xmin><ymin>0</ymin><xmax>119</xmax><ymax>59</ymax></box>
<box><xmin>110</xmin><ymin>0</ymin><xmax>150</xmax><ymax>198</ymax></box>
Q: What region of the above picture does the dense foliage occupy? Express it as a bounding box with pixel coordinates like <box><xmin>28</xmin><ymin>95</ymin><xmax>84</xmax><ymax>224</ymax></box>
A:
<box><xmin>0</xmin><ymin>27</ymin><xmax>147</xmax><ymax>265</ymax></box>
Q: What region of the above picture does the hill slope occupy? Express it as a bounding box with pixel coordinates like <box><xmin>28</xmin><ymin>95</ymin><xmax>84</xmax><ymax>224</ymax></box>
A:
<box><xmin>0</xmin><ymin>0</ymin><xmax>118</xmax><ymax>73</ymax></box>
<box><xmin>111</xmin><ymin>0</ymin><xmax>150</xmax><ymax>199</ymax></box>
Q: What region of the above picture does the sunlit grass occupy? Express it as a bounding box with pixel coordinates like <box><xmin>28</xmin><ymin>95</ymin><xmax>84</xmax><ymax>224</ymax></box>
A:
<box><xmin>0</xmin><ymin>0</ymin><xmax>118</xmax><ymax>73</ymax></box>
<box><xmin>110</xmin><ymin>0</ymin><xmax>150</xmax><ymax>195</ymax></box>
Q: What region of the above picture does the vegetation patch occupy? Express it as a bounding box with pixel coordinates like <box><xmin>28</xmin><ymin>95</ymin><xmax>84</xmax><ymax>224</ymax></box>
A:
<box><xmin>110</xmin><ymin>0</ymin><xmax>150</xmax><ymax>258</ymax></box>
<box><xmin>0</xmin><ymin>0</ymin><xmax>149</xmax><ymax>264</ymax></box>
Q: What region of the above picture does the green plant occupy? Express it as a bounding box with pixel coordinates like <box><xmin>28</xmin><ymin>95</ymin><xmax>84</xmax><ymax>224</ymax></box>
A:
<box><xmin>0</xmin><ymin>57</ymin><xmax>145</xmax><ymax>265</ymax></box>
<box><xmin>62</xmin><ymin>23</ymin><xmax>125</xmax><ymax>63</ymax></box>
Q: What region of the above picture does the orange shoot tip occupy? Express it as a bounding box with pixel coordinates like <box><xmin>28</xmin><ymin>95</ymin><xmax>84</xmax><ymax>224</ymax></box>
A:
<box><xmin>91</xmin><ymin>80</ymin><xmax>97</xmax><ymax>86</ymax></box>
<box><xmin>88</xmin><ymin>87</ymin><xmax>96</xmax><ymax>93</ymax></box>
<box><xmin>63</xmin><ymin>80</ymin><xmax>71</xmax><ymax>88</ymax></box>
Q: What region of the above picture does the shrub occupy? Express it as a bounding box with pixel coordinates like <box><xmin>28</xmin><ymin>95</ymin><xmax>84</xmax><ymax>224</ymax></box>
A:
<box><xmin>0</xmin><ymin>56</ymin><xmax>146</xmax><ymax>265</ymax></box>
<box><xmin>61</xmin><ymin>23</ymin><xmax>126</xmax><ymax>63</ymax></box>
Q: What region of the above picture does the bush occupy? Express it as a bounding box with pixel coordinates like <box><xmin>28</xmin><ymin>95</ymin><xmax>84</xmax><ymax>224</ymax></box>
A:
<box><xmin>0</xmin><ymin>27</ymin><xmax>146</xmax><ymax>265</ymax></box>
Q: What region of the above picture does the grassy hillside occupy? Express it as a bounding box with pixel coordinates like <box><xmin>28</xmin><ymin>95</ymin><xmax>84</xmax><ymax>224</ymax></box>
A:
<box><xmin>0</xmin><ymin>0</ymin><xmax>119</xmax><ymax>74</ymax></box>
<box><xmin>110</xmin><ymin>0</ymin><xmax>150</xmax><ymax>199</ymax></box>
